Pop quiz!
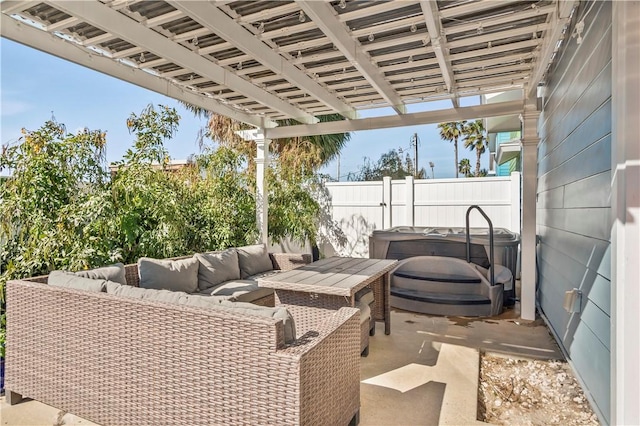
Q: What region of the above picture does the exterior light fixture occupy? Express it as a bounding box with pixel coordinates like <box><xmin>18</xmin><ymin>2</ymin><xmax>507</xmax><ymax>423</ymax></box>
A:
<box><xmin>238</xmin><ymin>61</ymin><xmax>243</xmax><ymax>70</ymax></box>
<box><xmin>297</xmin><ymin>50</ymin><xmax>302</xmax><ymax>59</ymax></box>
<box><xmin>139</xmin><ymin>52</ymin><xmax>146</xmax><ymax>63</ymax></box>
<box><xmin>410</xmin><ymin>23</ymin><xmax>417</xmax><ymax>33</ymax></box>
<box><xmin>192</xmin><ymin>36</ymin><xmax>199</xmax><ymax>46</ymax></box>
<box><xmin>368</xmin><ymin>33</ymin><xmax>374</xmax><ymax>42</ymax></box>
<box><xmin>477</xmin><ymin>23</ymin><xmax>483</xmax><ymax>35</ymax></box>
<box><xmin>408</xmin><ymin>55</ymin><xmax>413</xmax><ymax>63</ymax></box>
<box><xmin>339</xmin><ymin>0</ymin><xmax>346</xmax><ymax>9</ymax></box>
<box><xmin>258</xmin><ymin>22</ymin><xmax>265</xmax><ymax>34</ymax></box>
<box><xmin>299</xmin><ymin>11</ymin><xmax>305</xmax><ymax>23</ymax></box>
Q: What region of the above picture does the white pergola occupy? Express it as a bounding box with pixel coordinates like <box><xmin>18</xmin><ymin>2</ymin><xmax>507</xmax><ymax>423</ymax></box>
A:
<box><xmin>0</xmin><ymin>0</ymin><xmax>574</xmax><ymax>322</ymax></box>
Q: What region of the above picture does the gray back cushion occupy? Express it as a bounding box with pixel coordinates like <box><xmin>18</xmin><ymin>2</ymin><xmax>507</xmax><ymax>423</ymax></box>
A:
<box><xmin>49</xmin><ymin>270</ymin><xmax>111</xmax><ymax>292</ymax></box>
<box><xmin>218</xmin><ymin>300</ymin><xmax>296</xmax><ymax>344</ymax></box>
<box><xmin>195</xmin><ymin>249</ymin><xmax>241</xmax><ymax>291</ymax></box>
<box><xmin>106</xmin><ymin>282</ymin><xmax>188</xmax><ymax>304</ymax></box>
<box><xmin>75</xmin><ymin>262</ymin><xmax>127</xmax><ymax>285</ymax></box>
<box><xmin>138</xmin><ymin>257</ymin><xmax>199</xmax><ymax>293</ymax></box>
<box><xmin>236</xmin><ymin>244</ymin><xmax>274</xmax><ymax>278</ymax></box>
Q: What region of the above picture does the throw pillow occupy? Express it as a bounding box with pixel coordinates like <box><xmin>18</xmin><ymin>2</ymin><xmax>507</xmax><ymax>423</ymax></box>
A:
<box><xmin>138</xmin><ymin>257</ymin><xmax>199</xmax><ymax>293</ymax></box>
<box><xmin>75</xmin><ymin>262</ymin><xmax>127</xmax><ymax>285</ymax></box>
<box><xmin>49</xmin><ymin>270</ymin><xmax>110</xmax><ymax>292</ymax></box>
<box><xmin>236</xmin><ymin>244</ymin><xmax>273</xmax><ymax>278</ymax></box>
<box><xmin>194</xmin><ymin>249</ymin><xmax>241</xmax><ymax>291</ymax></box>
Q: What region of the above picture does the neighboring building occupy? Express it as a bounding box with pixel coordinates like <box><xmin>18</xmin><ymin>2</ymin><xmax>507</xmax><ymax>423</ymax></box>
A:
<box><xmin>494</xmin><ymin>131</ymin><xmax>521</xmax><ymax>176</ymax></box>
<box><xmin>482</xmin><ymin>91</ymin><xmax>524</xmax><ymax>176</ymax></box>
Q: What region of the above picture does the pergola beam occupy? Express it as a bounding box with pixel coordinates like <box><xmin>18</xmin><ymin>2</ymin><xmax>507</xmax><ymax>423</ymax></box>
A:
<box><xmin>421</xmin><ymin>1</ymin><xmax>458</xmax><ymax>108</ymax></box>
<box><xmin>265</xmin><ymin>100</ymin><xmax>523</xmax><ymax>139</ymax></box>
<box><xmin>168</xmin><ymin>1</ymin><xmax>356</xmax><ymax>120</ymax></box>
<box><xmin>45</xmin><ymin>0</ymin><xmax>318</xmax><ymax>124</ymax></box>
<box><xmin>528</xmin><ymin>0</ymin><xmax>578</xmax><ymax>97</ymax></box>
<box><xmin>0</xmin><ymin>13</ymin><xmax>274</xmax><ymax>129</ymax></box>
<box><xmin>297</xmin><ymin>1</ymin><xmax>407</xmax><ymax>115</ymax></box>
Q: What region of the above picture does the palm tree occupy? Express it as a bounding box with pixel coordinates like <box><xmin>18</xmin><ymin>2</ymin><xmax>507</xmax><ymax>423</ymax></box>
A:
<box><xmin>458</xmin><ymin>158</ymin><xmax>472</xmax><ymax>177</ymax></box>
<box><xmin>463</xmin><ymin>120</ymin><xmax>487</xmax><ymax>177</ymax></box>
<box><xmin>437</xmin><ymin>121</ymin><xmax>466</xmax><ymax>178</ymax></box>
<box><xmin>181</xmin><ymin>103</ymin><xmax>350</xmax><ymax>171</ymax></box>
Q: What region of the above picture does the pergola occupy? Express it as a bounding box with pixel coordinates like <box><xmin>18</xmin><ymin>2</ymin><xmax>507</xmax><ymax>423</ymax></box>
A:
<box><xmin>0</xmin><ymin>0</ymin><xmax>576</xmax><ymax>322</ymax></box>
<box><xmin>2</xmin><ymin>2</ymin><xmax>640</xmax><ymax>424</ymax></box>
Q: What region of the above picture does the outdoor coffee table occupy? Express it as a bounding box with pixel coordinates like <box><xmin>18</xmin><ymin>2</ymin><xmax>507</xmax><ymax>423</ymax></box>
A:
<box><xmin>258</xmin><ymin>256</ymin><xmax>397</xmax><ymax>334</ymax></box>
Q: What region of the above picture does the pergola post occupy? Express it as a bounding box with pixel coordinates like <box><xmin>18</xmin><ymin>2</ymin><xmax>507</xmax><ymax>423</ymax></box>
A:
<box><xmin>520</xmin><ymin>100</ymin><xmax>540</xmax><ymax>321</ymax></box>
<box><xmin>255</xmin><ymin>136</ymin><xmax>271</xmax><ymax>245</ymax></box>
<box><xmin>237</xmin><ymin>129</ymin><xmax>271</xmax><ymax>245</ymax></box>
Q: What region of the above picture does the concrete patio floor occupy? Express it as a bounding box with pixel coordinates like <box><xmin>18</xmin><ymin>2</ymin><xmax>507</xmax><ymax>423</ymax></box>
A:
<box><xmin>1</xmin><ymin>303</ymin><xmax>562</xmax><ymax>426</ymax></box>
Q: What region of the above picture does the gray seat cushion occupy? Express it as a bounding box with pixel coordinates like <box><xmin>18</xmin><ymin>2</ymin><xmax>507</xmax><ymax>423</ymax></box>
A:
<box><xmin>355</xmin><ymin>287</ymin><xmax>374</xmax><ymax>306</ymax></box>
<box><xmin>236</xmin><ymin>244</ymin><xmax>274</xmax><ymax>278</ymax></box>
<box><xmin>195</xmin><ymin>249</ymin><xmax>241</xmax><ymax>291</ymax></box>
<box><xmin>200</xmin><ymin>280</ymin><xmax>273</xmax><ymax>303</ymax></box>
<box><xmin>49</xmin><ymin>270</ymin><xmax>113</xmax><ymax>292</ymax></box>
<box><xmin>246</xmin><ymin>270</ymin><xmax>281</xmax><ymax>281</ymax></box>
<box><xmin>75</xmin><ymin>263</ymin><xmax>127</xmax><ymax>285</ymax></box>
<box><xmin>138</xmin><ymin>256</ymin><xmax>199</xmax><ymax>293</ymax></box>
<box><xmin>356</xmin><ymin>298</ymin><xmax>372</xmax><ymax>324</ymax></box>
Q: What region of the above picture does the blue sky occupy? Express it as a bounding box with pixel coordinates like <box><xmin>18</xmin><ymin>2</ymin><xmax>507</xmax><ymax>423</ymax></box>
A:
<box><xmin>2</xmin><ymin>38</ymin><xmax>487</xmax><ymax>179</ymax></box>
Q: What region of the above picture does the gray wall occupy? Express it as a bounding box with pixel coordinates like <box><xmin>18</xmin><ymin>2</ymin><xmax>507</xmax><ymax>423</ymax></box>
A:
<box><xmin>537</xmin><ymin>1</ymin><xmax>611</xmax><ymax>423</ymax></box>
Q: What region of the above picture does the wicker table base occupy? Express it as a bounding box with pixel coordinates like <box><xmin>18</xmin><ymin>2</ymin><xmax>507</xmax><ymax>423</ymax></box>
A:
<box><xmin>259</xmin><ymin>257</ymin><xmax>397</xmax><ymax>335</ymax></box>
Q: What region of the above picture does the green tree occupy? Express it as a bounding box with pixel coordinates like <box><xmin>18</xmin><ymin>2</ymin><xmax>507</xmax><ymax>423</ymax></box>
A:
<box><xmin>438</xmin><ymin>121</ymin><xmax>466</xmax><ymax>178</ymax></box>
<box><xmin>0</xmin><ymin>120</ymin><xmax>111</xmax><ymax>278</ymax></box>
<box><xmin>0</xmin><ymin>121</ymin><xmax>111</xmax><ymax>358</ymax></box>
<box><xmin>463</xmin><ymin>120</ymin><xmax>487</xmax><ymax>177</ymax></box>
<box><xmin>458</xmin><ymin>158</ymin><xmax>472</xmax><ymax>177</ymax></box>
<box><xmin>181</xmin><ymin>107</ymin><xmax>350</xmax><ymax>251</ymax></box>
<box><xmin>349</xmin><ymin>149</ymin><xmax>426</xmax><ymax>181</ymax></box>
<box><xmin>187</xmin><ymin>148</ymin><xmax>257</xmax><ymax>250</ymax></box>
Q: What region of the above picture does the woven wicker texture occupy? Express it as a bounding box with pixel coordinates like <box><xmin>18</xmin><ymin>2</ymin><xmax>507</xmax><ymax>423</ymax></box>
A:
<box><xmin>263</xmin><ymin>257</ymin><xmax>396</xmax><ymax>335</ymax></box>
<box><xmin>274</xmin><ymin>291</ymin><xmax>371</xmax><ymax>354</ymax></box>
<box><xmin>5</xmin><ymin>279</ymin><xmax>360</xmax><ymax>426</ymax></box>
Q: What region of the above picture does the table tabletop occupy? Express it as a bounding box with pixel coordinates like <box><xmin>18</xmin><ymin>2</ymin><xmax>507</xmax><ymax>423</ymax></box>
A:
<box><xmin>258</xmin><ymin>256</ymin><xmax>397</xmax><ymax>297</ymax></box>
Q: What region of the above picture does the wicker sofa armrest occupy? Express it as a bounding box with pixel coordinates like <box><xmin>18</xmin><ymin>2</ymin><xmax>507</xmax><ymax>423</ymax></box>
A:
<box><xmin>269</xmin><ymin>252</ymin><xmax>312</xmax><ymax>271</ymax></box>
<box><xmin>278</xmin><ymin>307</ymin><xmax>361</xmax><ymax>425</ymax></box>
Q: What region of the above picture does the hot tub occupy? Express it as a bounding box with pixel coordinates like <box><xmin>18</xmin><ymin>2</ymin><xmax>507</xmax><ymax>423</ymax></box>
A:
<box><xmin>369</xmin><ymin>226</ymin><xmax>520</xmax><ymax>276</ymax></box>
<box><xmin>369</xmin><ymin>226</ymin><xmax>520</xmax><ymax>305</ymax></box>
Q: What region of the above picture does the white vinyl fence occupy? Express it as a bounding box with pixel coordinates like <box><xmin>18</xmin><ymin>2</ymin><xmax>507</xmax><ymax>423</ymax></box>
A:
<box><xmin>318</xmin><ymin>173</ymin><xmax>521</xmax><ymax>257</ymax></box>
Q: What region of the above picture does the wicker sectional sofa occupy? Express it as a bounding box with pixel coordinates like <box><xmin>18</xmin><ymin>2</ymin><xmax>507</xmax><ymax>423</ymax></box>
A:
<box><xmin>4</xmin><ymin>247</ymin><xmax>362</xmax><ymax>425</ymax></box>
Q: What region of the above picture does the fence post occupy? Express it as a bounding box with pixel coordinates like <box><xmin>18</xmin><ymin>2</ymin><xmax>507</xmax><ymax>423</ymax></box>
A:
<box><xmin>405</xmin><ymin>175</ymin><xmax>414</xmax><ymax>226</ymax></box>
<box><xmin>510</xmin><ymin>172</ymin><xmax>521</xmax><ymax>233</ymax></box>
<box><xmin>383</xmin><ymin>176</ymin><xmax>392</xmax><ymax>229</ymax></box>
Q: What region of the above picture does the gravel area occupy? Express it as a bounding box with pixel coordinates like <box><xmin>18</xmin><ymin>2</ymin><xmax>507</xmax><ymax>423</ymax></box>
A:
<box><xmin>478</xmin><ymin>353</ymin><xmax>600</xmax><ymax>425</ymax></box>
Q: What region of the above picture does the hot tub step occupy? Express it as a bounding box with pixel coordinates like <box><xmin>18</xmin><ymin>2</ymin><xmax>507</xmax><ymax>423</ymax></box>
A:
<box><xmin>390</xmin><ymin>288</ymin><xmax>493</xmax><ymax>317</ymax></box>
<box><xmin>392</xmin><ymin>271</ymin><xmax>484</xmax><ymax>294</ymax></box>
<box><xmin>394</xmin><ymin>271</ymin><xmax>481</xmax><ymax>283</ymax></box>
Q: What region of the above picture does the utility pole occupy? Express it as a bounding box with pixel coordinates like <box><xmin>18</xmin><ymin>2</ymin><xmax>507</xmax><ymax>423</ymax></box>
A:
<box><xmin>336</xmin><ymin>153</ymin><xmax>340</xmax><ymax>181</ymax></box>
<box><xmin>429</xmin><ymin>161</ymin><xmax>435</xmax><ymax>179</ymax></box>
<box><xmin>410</xmin><ymin>133</ymin><xmax>419</xmax><ymax>176</ymax></box>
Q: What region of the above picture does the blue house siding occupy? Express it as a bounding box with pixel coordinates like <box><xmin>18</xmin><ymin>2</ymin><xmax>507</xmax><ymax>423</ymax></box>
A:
<box><xmin>537</xmin><ymin>1</ymin><xmax>612</xmax><ymax>423</ymax></box>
